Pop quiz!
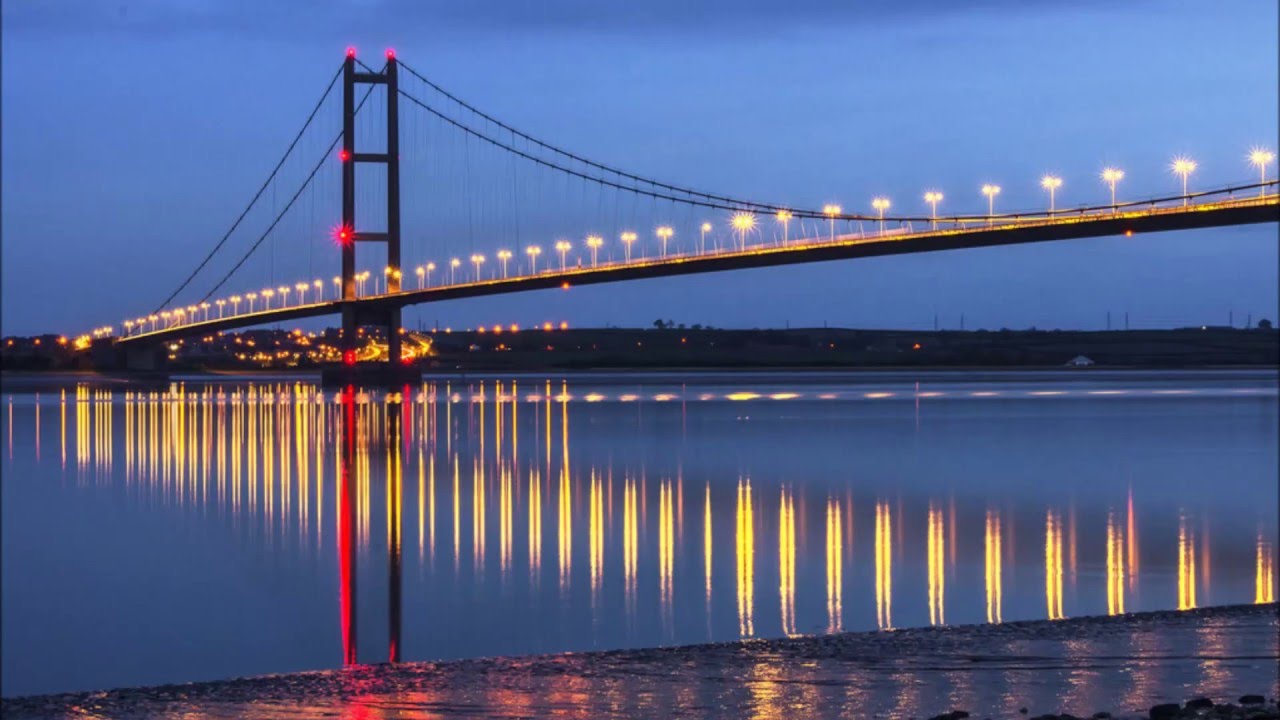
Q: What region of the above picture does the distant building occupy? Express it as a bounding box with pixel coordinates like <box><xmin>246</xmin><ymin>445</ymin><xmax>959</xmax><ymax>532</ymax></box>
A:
<box><xmin>1065</xmin><ymin>355</ymin><xmax>1095</xmax><ymax>367</ymax></box>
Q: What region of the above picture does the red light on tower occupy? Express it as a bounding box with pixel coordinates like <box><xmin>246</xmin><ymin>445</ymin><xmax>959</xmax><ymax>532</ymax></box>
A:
<box><xmin>385</xmin><ymin>48</ymin><xmax>396</xmax><ymax>60</ymax></box>
<box><xmin>343</xmin><ymin>349</ymin><xmax>356</xmax><ymax>366</ymax></box>
<box><xmin>334</xmin><ymin>224</ymin><xmax>353</xmax><ymax>246</ymax></box>
<box><xmin>346</xmin><ymin>46</ymin><xmax>357</xmax><ymax>58</ymax></box>
<box><xmin>339</xmin><ymin>149</ymin><xmax>350</xmax><ymax>162</ymax></box>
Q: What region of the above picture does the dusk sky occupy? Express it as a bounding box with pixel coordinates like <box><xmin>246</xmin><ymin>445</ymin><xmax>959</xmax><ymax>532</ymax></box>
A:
<box><xmin>2</xmin><ymin>0</ymin><xmax>1277</xmax><ymax>336</ymax></box>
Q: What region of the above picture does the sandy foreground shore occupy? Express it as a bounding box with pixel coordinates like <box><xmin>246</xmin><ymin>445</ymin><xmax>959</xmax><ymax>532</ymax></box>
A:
<box><xmin>4</xmin><ymin>604</ymin><xmax>1277</xmax><ymax>719</ymax></box>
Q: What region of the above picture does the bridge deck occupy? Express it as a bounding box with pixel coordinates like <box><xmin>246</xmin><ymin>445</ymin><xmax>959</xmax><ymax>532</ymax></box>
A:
<box><xmin>119</xmin><ymin>195</ymin><xmax>1279</xmax><ymax>345</ymax></box>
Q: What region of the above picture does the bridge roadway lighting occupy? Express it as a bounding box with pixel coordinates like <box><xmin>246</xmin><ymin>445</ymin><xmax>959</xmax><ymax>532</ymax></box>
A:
<box><xmin>981</xmin><ymin>184</ymin><xmax>1001</xmax><ymax>224</ymax></box>
<box><xmin>148</xmin><ymin>314</ymin><xmax>159</xmax><ymax>332</ymax></box>
<box><xmin>1171</xmin><ymin>156</ymin><xmax>1196</xmax><ymax>205</ymax></box>
<box><xmin>332</xmin><ymin>276</ymin><xmax>342</xmax><ymax>298</ymax></box>
<box><xmin>822</xmin><ymin>204</ymin><xmax>841</xmax><ymax>241</ymax></box>
<box><xmin>554</xmin><ymin>240</ymin><xmax>572</xmax><ymax>271</ymax></box>
<box><xmin>871</xmin><ymin>197</ymin><xmax>891</xmax><ymax>234</ymax></box>
<box><xmin>123</xmin><ymin>320</ymin><xmax>134</xmax><ymax>335</ymax></box>
<box><xmin>775</xmin><ymin>210</ymin><xmax>793</xmax><ymax>244</ymax></box>
<box><xmin>923</xmin><ymin>192</ymin><xmax>943</xmax><ymax>229</ymax></box>
<box><xmin>700</xmin><ymin>222</ymin><xmax>712</xmax><ymax>253</ymax></box>
<box><xmin>230</xmin><ymin>296</ymin><xmax>242</xmax><ymax>315</ymax></box>
<box><xmin>449</xmin><ymin>258</ymin><xmax>461</xmax><ymax>284</ymax></box>
<box><xmin>526</xmin><ymin>245</ymin><xmax>542</xmax><ymax>273</ymax></box>
<box><xmin>392</xmin><ymin>268</ymin><xmax>402</xmax><ymax>292</ymax></box>
<box><xmin>261</xmin><ymin>288</ymin><xmax>275</xmax><ymax>309</ymax></box>
<box><xmin>246</xmin><ymin>293</ymin><xmax>257</xmax><ymax>313</ymax></box>
<box><xmin>1040</xmin><ymin>175</ymin><xmax>1063</xmax><ymax>213</ymax></box>
<box><xmin>296</xmin><ymin>282</ymin><xmax>309</xmax><ymax>304</ymax></box>
<box><xmin>656</xmin><ymin>226</ymin><xmax>674</xmax><ymax>257</ymax></box>
<box><xmin>471</xmin><ymin>253</ymin><xmax>486</xmax><ymax>281</ymax></box>
<box><xmin>731</xmin><ymin>212</ymin><xmax>756</xmax><ymax>250</ymax></box>
<box><xmin>1249</xmin><ymin>147</ymin><xmax>1275</xmax><ymax>195</ymax></box>
<box><xmin>1100</xmin><ymin>168</ymin><xmax>1124</xmax><ymax>210</ymax></box>
<box><xmin>585</xmin><ymin>236</ymin><xmax>603</xmax><ymax>266</ymax></box>
<box><xmin>415</xmin><ymin>265</ymin><xmax>426</xmax><ymax>288</ymax></box>
<box><xmin>277</xmin><ymin>286</ymin><xmax>290</xmax><ymax>307</ymax></box>
<box><xmin>313</xmin><ymin>279</ymin><xmax>323</xmax><ymax>301</ymax></box>
<box><xmin>216</xmin><ymin>299</ymin><xmax>226</xmax><ymax>318</ymax></box>
<box><xmin>620</xmin><ymin>232</ymin><xmax>637</xmax><ymax>262</ymax></box>
<box><xmin>497</xmin><ymin>249</ymin><xmax>513</xmax><ymax>277</ymax></box>
<box><xmin>200</xmin><ymin>302</ymin><xmax>211</xmax><ymax>321</ymax></box>
<box><xmin>425</xmin><ymin>261</ymin><xmax>436</xmax><ymax>287</ymax></box>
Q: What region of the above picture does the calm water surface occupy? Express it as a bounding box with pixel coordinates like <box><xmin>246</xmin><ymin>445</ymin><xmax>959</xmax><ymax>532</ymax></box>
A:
<box><xmin>2</xmin><ymin>370</ymin><xmax>1276</xmax><ymax>697</ymax></box>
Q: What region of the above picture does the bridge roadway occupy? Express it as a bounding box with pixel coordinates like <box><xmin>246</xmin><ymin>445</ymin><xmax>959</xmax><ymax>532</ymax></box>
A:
<box><xmin>119</xmin><ymin>194</ymin><xmax>1280</xmax><ymax>346</ymax></box>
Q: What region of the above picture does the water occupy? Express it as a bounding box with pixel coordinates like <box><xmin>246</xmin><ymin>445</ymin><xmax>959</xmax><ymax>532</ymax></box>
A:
<box><xmin>2</xmin><ymin>370</ymin><xmax>1276</xmax><ymax>698</ymax></box>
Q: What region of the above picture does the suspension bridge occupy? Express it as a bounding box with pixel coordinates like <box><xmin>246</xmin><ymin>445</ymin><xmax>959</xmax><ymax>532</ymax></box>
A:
<box><xmin>82</xmin><ymin>49</ymin><xmax>1278</xmax><ymax>373</ymax></box>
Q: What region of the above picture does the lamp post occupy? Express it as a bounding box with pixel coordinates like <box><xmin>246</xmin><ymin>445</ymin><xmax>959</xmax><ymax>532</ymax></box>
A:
<box><xmin>526</xmin><ymin>246</ymin><xmax>542</xmax><ymax>273</ymax></box>
<box><xmin>731</xmin><ymin>212</ymin><xmax>756</xmax><ymax>250</ymax></box>
<box><xmin>497</xmin><ymin>250</ymin><xmax>513</xmax><ymax>277</ymax></box>
<box><xmin>296</xmin><ymin>282</ymin><xmax>309</xmax><ymax>304</ymax></box>
<box><xmin>1040</xmin><ymin>175</ymin><xmax>1063</xmax><ymax>213</ymax></box>
<box><xmin>246</xmin><ymin>293</ymin><xmax>257</xmax><ymax>313</ymax></box>
<box><xmin>277</xmin><ymin>286</ymin><xmax>289</xmax><ymax>307</ymax></box>
<box><xmin>555</xmin><ymin>240</ymin><xmax>571</xmax><ymax>271</ymax></box>
<box><xmin>656</xmin><ymin>226</ymin><xmax>674</xmax><ymax>257</ymax></box>
<box><xmin>216</xmin><ymin>299</ymin><xmax>226</xmax><ymax>318</ymax></box>
<box><xmin>425</xmin><ymin>262</ymin><xmax>436</xmax><ymax>287</ymax></box>
<box><xmin>775</xmin><ymin>210</ymin><xmax>792</xmax><ymax>244</ymax></box>
<box><xmin>700</xmin><ymin>222</ymin><xmax>711</xmax><ymax>253</ymax></box>
<box><xmin>620</xmin><ymin>232</ymin><xmax>637</xmax><ymax>262</ymax></box>
<box><xmin>871</xmin><ymin>197</ymin><xmax>891</xmax><ymax>234</ymax></box>
<box><xmin>471</xmin><ymin>253</ymin><xmax>486</xmax><ymax>281</ymax></box>
<box><xmin>261</xmin><ymin>289</ymin><xmax>274</xmax><ymax>309</ymax></box>
<box><xmin>1101</xmin><ymin>168</ymin><xmax>1124</xmax><ymax>211</ymax></box>
<box><xmin>585</xmin><ymin>236</ymin><xmax>603</xmax><ymax>266</ymax></box>
<box><xmin>450</xmin><ymin>258</ymin><xmax>461</xmax><ymax>284</ymax></box>
<box><xmin>332</xmin><ymin>276</ymin><xmax>341</xmax><ymax>298</ymax></box>
<box><xmin>981</xmin><ymin>184</ymin><xmax>1001</xmax><ymax>225</ymax></box>
<box><xmin>1249</xmin><ymin>148</ymin><xmax>1275</xmax><ymax>196</ymax></box>
<box><xmin>415</xmin><ymin>265</ymin><xmax>425</xmax><ymax>289</ymax></box>
<box><xmin>822</xmin><ymin>204</ymin><xmax>841</xmax><ymax>241</ymax></box>
<box><xmin>313</xmin><ymin>279</ymin><xmax>322</xmax><ymax>301</ymax></box>
<box><xmin>923</xmin><ymin>191</ymin><xmax>943</xmax><ymax>229</ymax></box>
<box><xmin>1171</xmin><ymin>157</ymin><xmax>1196</xmax><ymax>205</ymax></box>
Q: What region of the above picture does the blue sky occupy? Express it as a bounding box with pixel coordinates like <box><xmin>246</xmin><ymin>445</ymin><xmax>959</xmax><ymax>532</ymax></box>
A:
<box><xmin>2</xmin><ymin>0</ymin><xmax>1276</xmax><ymax>335</ymax></box>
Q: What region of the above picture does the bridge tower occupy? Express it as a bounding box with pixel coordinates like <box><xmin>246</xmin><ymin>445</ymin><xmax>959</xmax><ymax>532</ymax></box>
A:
<box><xmin>340</xmin><ymin>49</ymin><xmax>402</xmax><ymax>367</ymax></box>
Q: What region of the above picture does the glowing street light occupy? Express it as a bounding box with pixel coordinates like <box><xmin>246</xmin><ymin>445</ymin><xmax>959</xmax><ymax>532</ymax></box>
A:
<box><xmin>332</xmin><ymin>276</ymin><xmax>341</xmax><ymax>298</ymax></box>
<box><xmin>470</xmin><ymin>253</ymin><xmax>486</xmax><ymax>281</ymax></box>
<box><xmin>775</xmin><ymin>210</ymin><xmax>793</xmax><ymax>244</ymax></box>
<box><xmin>356</xmin><ymin>271</ymin><xmax>370</xmax><ymax>295</ymax></box>
<box><xmin>261</xmin><ymin>288</ymin><xmax>274</xmax><ymax>309</ymax></box>
<box><xmin>313</xmin><ymin>279</ymin><xmax>323</xmax><ymax>301</ymax></box>
<box><xmin>620</xmin><ymin>232</ymin><xmax>637</xmax><ymax>262</ymax></box>
<box><xmin>1171</xmin><ymin>156</ymin><xmax>1196</xmax><ymax>205</ymax></box>
<box><xmin>585</xmin><ymin>235</ymin><xmax>603</xmax><ymax>266</ymax></box>
<box><xmin>1040</xmin><ymin>175</ymin><xmax>1063</xmax><ymax>213</ymax></box>
<box><xmin>449</xmin><ymin>258</ymin><xmax>461</xmax><ymax>284</ymax></box>
<box><xmin>425</xmin><ymin>262</ymin><xmax>436</xmax><ymax>287</ymax></box>
<box><xmin>123</xmin><ymin>320</ymin><xmax>135</xmax><ymax>335</ymax></box>
<box><xmin>923</xmin><ymin>191</ymin><xmax>943</xmax><ymax>229</ymax></box>
<box><xmin>731</xmin><ymin>212</ymin><xmax>756</xmax><ymax>250</ymax></box>
<box><xmin>1101</xmin><ymin>168</ymin><xmax>1124</xmax><ymax>210</ymax></box>
<box><xmin>822</xmin><ymin>204</ymin><xmax>841</xmax><ymax>241</ymax></box>
<box><xmin>871</xmin><ymin>197</ymin><xmax>891</xmax><ymax>234</ymax></box>
<box><xmin>497</xmin><ymin>249</ymin><xmax>513</xmax><ymax>277</ymax></box>
<box><xmin>981</xmin><ymin>184</ymin><xmax>1001</xmax><ymax>225</ymax></box>
<box><xmin>148</xmin><ymin>314</ymin><xmax>159</xmax><ymax>332</ymax></box>
<box><xmin>160</xmin><ymin>310</ymin><xmax>172</xmax><ymax>328</ymax></box>
<box><xmin>700</xmin><ymin>222</ymin><xmax>712</xmax><ymax>253</ymax></box>
<box><xmin>296</xmin><ymin>282</ymin><xmax>309</xmax><ymax>304</ymax></box>
<box><xmin>415</xmin><ymin>265</ymin><xmax>426</xmax><ymax>288</ymax></box>
<box><xmin>246</xmin><ymin>293</ymin><xmax>257</xmax><ymax>313</ymax></box>
<box><xmin>380</xmin><ymin>266</ymin><xmax>393</xmax><ymax>294</ymax></box>
<box><xmin>554</xmin><ymin>240</ymin><xmax>572</xmax><ymax>271</ymax></box>
<box><xmin>656</xmin><ymin>226</ymin><xmax>674</xmax><ymax>257</ymax></box>
<box><xmin>1249</xmin><ymin>147</ymin><xmax>1275</xmax><ymax>196</ymax></box>
<box><xmin>391</xmin><ymin>268</ymin><xmax>402</xmax><ymax>292</ymax></box>
<box><xmin>526</xmin><ymin>245</ymin><xmax>542</xmax><ymax>273</ymax></box>
<box><xmin>277</xmin><ymin>286</ymin><xmax>289</xmax><ymax>307</ymax></box>
<box><xmin>216</xmin><ymin>299</ymin><xmax>226</xmax><ymax>318</ymax></box>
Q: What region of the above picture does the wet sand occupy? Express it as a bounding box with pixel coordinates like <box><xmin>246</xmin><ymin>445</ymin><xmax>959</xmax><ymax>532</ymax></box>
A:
<box><xmin>4</xmin><ymin>604</ymin><xmax>1277</xmax><ymax>719</ymax></box>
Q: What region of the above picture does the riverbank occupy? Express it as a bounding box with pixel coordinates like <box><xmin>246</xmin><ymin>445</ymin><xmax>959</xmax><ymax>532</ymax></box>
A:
<box><xmin>4</xmin><ymin>604</ymin><xmax>1276</xmax><ymax>719</ymax></box>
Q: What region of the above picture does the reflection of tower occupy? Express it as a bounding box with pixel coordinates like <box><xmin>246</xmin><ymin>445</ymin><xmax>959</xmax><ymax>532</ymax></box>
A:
<box><xmin>338</xmin><ymin>385</ymin><xmax>358</xmax><ymax>665</ymax></box>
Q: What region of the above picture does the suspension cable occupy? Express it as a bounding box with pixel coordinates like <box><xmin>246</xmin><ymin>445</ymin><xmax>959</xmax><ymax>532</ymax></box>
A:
<box><xmin>151</xmin><ymin>63</ymin><xmax>345</xmax><ymax>313</ymax></box>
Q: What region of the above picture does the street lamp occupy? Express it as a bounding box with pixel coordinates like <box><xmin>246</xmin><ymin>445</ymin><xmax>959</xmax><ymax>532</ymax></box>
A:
<box><xmin>471</xmin><ymin>253</ymin><xmax>486</xmax><ymax>281</ymax></box>
<box><xmin>124</xmin><ymin>320</ymin><xmax>134</xmax><ymax>335</ymax></box>
<box><xmin>277</xmin><ymin>286</ymin><xmax>289</xmax><ymax>307</ymax></box>
<box><xmin>585</xmin><ymin>236</ymin><xmax>603</xmax><ymax>266</ymax></box>
<box><xmin>1249</xmin><ymin>147</ymin><xmax>1275</xmax><ymax>196</ymax></box>
<box><xmin>246</xmin><ymin>293</ymin><xmax>257</xmax><ymax>313</ymax></box>
<box><xmin>871</xmin><ymin>197</ymin><xmax>891</xmax><ymax>234</ymax></box>
<box><xmin>216</xmin><ymin>299</ymin><xmax>226</xmax><ymax>318</ymax></box>
<box><xmin>415</xmin><ymin>265</ymin><xmax>426</xmax><ymax>288</ymax></box>
<box><xmin>1101</xmin><ymin>168</ymin><xmax>1124</xmax><ymax>210</ymax></box>
<box><xmin>822</xmin><ymin>204</ymin><xmax>841</xmax><ymax>241</ymax></box>
<box><xmin>261</xmin><ymin>289</ymin><xmax>274</xmax><ymax>309</ymax></box>
<box><xmin>295</xmin><ymin>282</ymin><xmax>308</xmax><ymax>304</ymax></box>
<box><xmin>731</xmin><ymin>212</ymin><xmax>756</xmax><ymax>250</ymax></box>
<box><xmin>160</xmin><ymin>310</ymin><xmax>172</xmax><ymax>328</ymax></box>
<box><xmin>200</xmin><ymin>302</ymin><xmax>211</xmax><ymax>320</ymax></box>
<box><xmin>555</xmin><ymin>240</ymin><xmax>571</xmax><ymax>271</ymax></box>
<box><xmin>381</xmin><ymin>266</ymin><xmax>393</xmax><ymax>294</ymax></box>
<box><xmin>425</xmin><ymin>262</ymin><xmax>436</xmax><ymax>287</ymax></box>
<box><xmin>1040</xmin><ymin>175</ymin><xmax>1063</xmax><ymax>213</ymax></box>
<box><xmin>313</xmin><ymin>279</ymin><xmax>322</xmax><ymax>301</ymax></box>
<box><xmin>981</xmin><ymin>184</ymin><xmax>1001</xmax><ymax>225</ymax></box>
<box><xmin>148</xmin><ymin>314</ymin><xmax>159</xmax><ymax>332</ymax></box>
<box><xmin>1171</xmin><ymin>156</ymin><xmax>1196</xmax><ymax>205</ymax></box>
<box><xmin>450</xmin><ymin>258</ymin><xmax>461</xmax><ymax>284</ymax></box>
<box><xmin>332</xmin><ymin>276</ymin><xmax>342</xmax><ymax>298</ymax></box>
<box><xmin>620</xmin><ymin>232</ymin><xmax>637</xmax><ymax>262</ymax></box>
<box><xmin>391</xmin><ymin>268</ymin><xmax>402</xmax><ymax>292</ymax></box>
<box><xmin>923</xmin><ymin>191</ymin><xmax>943</xmax><ymax>229</ymax></box>
<box><xmin>700</xmin><ymin>222</ymin><xmax>712</xmax><ymax>253</ymax></box>
<box><xmin>497</xmin><ymin>249</ymin><xmax>513</xmax><ymax>277</ymax></box>
<box><xmin>775</xmin><ymin>210</ymin><xmax>792</xmax><ymax>244</ymax></box>
<box><xmin>526</xmin><ymin>245</ymin><xmax>542</xmax><ymax>273</ymax></box>
<box><xmin>656</xmin><ymin>226</ymin><xmax>674</xmax><ymax>257</ymax></box>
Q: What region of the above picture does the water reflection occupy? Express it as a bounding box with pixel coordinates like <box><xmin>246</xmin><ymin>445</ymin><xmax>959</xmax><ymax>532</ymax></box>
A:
<box><xmin>2</xmin><ymin>375</ymin><xmax>1276</xmax><ymax>687</ymax></box>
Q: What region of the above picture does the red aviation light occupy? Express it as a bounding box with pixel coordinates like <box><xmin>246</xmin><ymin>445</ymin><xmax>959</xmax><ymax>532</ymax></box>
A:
<box><xmin>385</xmin><ymin>48</ymin><xmax>396</xmax><ymax>60</ymax></box>
<box><xmin>343</xmin><ymin>349</ymin><xmax>356</xmax><ymax>366</ymax></box>
<box><xmin>335</xmin><ymin>225</ymin><xmax>353</xmax><ymax>246</ymax></box>
<box><xmin>339</xmin><ymin>149</ymin><xmax>350</xmax><ymax>162</ymax></box>
<box><xmin>346</xmin><ymin>46</ymin><xmax>357</xmax><ymax>58</ymax></box>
